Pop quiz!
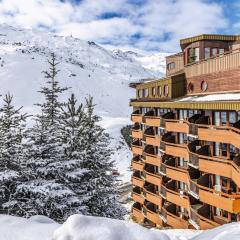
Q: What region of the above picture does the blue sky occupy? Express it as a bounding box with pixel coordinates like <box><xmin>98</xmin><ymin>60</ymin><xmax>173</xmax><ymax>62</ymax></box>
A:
<box><xmin>0</xmin><ymin>0</ymin><xmax>239</xmax><ymax>53</ymax></box>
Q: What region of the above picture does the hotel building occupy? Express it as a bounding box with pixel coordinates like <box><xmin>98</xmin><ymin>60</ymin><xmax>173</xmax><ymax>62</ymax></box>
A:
<box><xmin>130</xmin><ymin>34</ymin><xmax>240</xmax><ymax>230</ymax></box>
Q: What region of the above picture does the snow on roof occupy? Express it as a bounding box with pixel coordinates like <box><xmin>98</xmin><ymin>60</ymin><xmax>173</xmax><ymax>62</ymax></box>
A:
<box><xmin>176</xmin><ymin>92</ymin><xmax>240</xmax><ymax>102</ymax></box>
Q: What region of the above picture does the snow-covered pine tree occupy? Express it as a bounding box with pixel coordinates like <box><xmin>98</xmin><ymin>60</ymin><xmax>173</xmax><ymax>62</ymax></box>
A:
<box><xmin>60</xmin><ymin>93</ymin><xmax>89</xmax><ymax>214</ymax></box>
<box><xmin>13</xmin><ymin>53</ymin><xmax>82</xmax><ymax>222</ymax></box>
<box><xmin>80</xmin><ymin>96</ymin><xmax>126</xmax><ymax>219</ymax></box>
<box><xmin>0</xmin><ymin>93</ymin><xmax>27</xmax><ymax>214</ymax></box>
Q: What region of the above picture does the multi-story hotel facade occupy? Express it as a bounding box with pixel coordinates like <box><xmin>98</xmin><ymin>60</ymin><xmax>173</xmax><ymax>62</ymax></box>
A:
<box><xmin>130</xmin><ymin>34</ymin><xmax>240</xmax><ymax>230</ymax></box>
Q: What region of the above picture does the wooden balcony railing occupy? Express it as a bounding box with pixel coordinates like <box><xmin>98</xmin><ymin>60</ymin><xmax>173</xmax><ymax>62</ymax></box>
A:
<box><xmin>185</xmin><ymin>48</ymin><xmax>240</xmax><ymax>78</ymax></box>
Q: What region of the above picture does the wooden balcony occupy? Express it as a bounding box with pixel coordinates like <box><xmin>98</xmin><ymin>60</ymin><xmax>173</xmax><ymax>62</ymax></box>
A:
<box><xmin>143</xmin><ymin>204</ymin><xmax>162</xmax><ymax>226</ymax></box>
<box><xmin>145</xmin><ymin>209</ymin><xmax>162</xmax><ymax>226</ymax></box>
<box><xmin>190</xmin><ymin>148</ymin><xmax>240</xmax><ymax>188</ymax></box>
<box><xmin>166</xmin><ymin>165</ymin><xmax>189</xmax><ymax>184</ymax></box>
<box><xmin>198</xmin><ymin>186</ymin><xmax>240</xmax><ymax>213</ymax></box>
<box><xmin>166</xmin><ymin>204</ymin><xmax>189</xmax><ymax>229</ymax></box>
<box><xmin>185</xmin><ymin>48</ymin><xmax>240</xmax><ymax>78</ymax></box>
<box><xmin>145</xmin><ymin>135</ymin><xmax>161</xmax><ymax>147</ymax></box>
<box><xmin>165</xmin><ymin>143</ymin><xmax>189</xmax><ymax>159</ymax></box>
<box><xmin>132</xmin><ymin>203</ymin><xmax>144</xmax><ymax>223</ymax></box>
<box><xmin>132</xmin><ymin>172</ymin><xmax>144</xmax><ymax>188</ymax></box>
<box><xmin>165</xmin><ymin>119</ymin><xmax>188</xmax><ymax>133</ymax></box>
<box><xmin>132</xmin><ymin>157</ymin><xmax>144</xmax><ymax>172</ymax></box>
<box><xmin>189</xmin><ymin>205</ymin><xmax>220</xmax><ymax>230</ymax></box>
<box><xmin>144</xmin><ymin>185</ymin><xmax>162</xmax><ymax>206</ymax></box>
<box><xmin>165</xmin><ymin>181</ymin><xmax>190</xmax><ymax>209</ymax></box>
<box><xmin>145</xmin><ymin>154</ymin><xmax>161</xmax><ymax>167</ymax></box>
<box><xmin>143</xmin><ymin>116</ymin><xmax>161</xmax><ymax>127</ymax></box>
<box><xmin>132</xmin><ymin>129</ymin><xmax>143</xmax><ymax>139</ymax></box>
<box><xmin>198</xmin><ymin>125</ymin><xmax>240</xmax><ymax>148</ymax></box>
<box><xmin>131</xmin><ymin>112</ymin><xmax>143</xmax><ymax>123</ymax></box>
<box><xmin>132</xmin><ymin>141</ymin><xmax>143</xmax><ymax>155</ymax></box>
<box><xmin>199</xmin><ymin>157</ymin><xmax>232</xmax><ymax>180</ymax></box>
<box><xmin>144</xmin><ymin>170</ymin><xmax>162</xmax><ymax>186</ymax></box>
<box><xmin>132</xmin><ymin>187</ymin><xmax>145</xmax><ymax>205</ymax></box>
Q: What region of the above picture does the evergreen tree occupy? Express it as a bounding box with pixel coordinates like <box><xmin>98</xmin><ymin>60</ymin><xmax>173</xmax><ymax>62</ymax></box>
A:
<box><xmin>12</xmin><ymin>53</ymin><xmax>81</xmax><ymax>222</ymax></box>
<box><xmin>60</xmin><ymin>93</ymin><xmax>89</xmax><ymax>214</ymax></box>
<box><xmin>0</xmin><ymin>94</ymin><xmax>27</xmax><ymax>214</ymax></box>
<box><xmin>80</xmin><ymin>97</ymin><xmax>126</xmax><ymax>219</ymax></box>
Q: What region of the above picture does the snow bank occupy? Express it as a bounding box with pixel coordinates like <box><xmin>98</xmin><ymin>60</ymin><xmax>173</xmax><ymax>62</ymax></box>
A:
<box><xmin>1</xmin><ymin>214</ymin><xmax>240</xmax><ymax>240</ymax></box>
<box><xmin>53</xmin><ymin>214</ymin><xmax>172</xmax><ymax>240</ymax></box>
<box><xmin>0</xmin><ymin>214</ymin><xmax>59</xmax><ymax>240</ymax></box>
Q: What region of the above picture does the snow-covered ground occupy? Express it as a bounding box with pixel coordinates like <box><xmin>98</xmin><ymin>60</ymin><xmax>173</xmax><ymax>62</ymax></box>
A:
<box><xmin>1</xmin><ymin>214</ymin><xmax>240</xmax><ymax>240</ymax></box>
<box><xmin>0</xmin><ymin>24</ymin><xmax>166</xmax><ymax>184</ymax></box>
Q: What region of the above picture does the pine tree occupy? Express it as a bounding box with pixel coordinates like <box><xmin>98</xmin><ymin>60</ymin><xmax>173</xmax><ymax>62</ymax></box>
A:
<box><xmin>12</xmin><ymin>53</ymin><xmax>82</xmax><ymax>222</ymax></box>
<box><xmin>80</xmin><ymin>97</ymin><xmax>126</xmax><ymax>219</ymax></box>
<box><xmin>0</xmin><ymin>94</ymin><xmax>27</xmax><ymax>214</ymax></box>
<box><xmin>60</xmin><ymin>93</ymin><xmax>89</xmax><ymax>214</ymax></box>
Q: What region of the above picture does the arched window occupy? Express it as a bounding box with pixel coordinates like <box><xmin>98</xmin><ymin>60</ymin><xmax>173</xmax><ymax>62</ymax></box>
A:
<box><xmin>157</xmin><ymin>86</ymin><xmax>162</xmax><ymax>97</ymax></box>
<box><xmin>152</xmin><ymin>87</ymin><xmax>156</xmax><ymax>97</ymax></box>
<box><xmin>201</xmin><ymin>81</ymin><xmax>208</xmax><ymax>92</ymax></box>
<box><xmin>138</xmin><ymin>89</ymin><xmax>142</xmax><ymax>98</ymax></box>
<box><xmin>143</xmin><ymin>88</ymin><xmax>149</xmax><ymax>98</ymax></box>
<box><xmin>187</xmin><ymin>82</ymin><xmax>194</xmax><ymax>93</ymax></box>
<box><xmin>164</xmin><ymin>85</ymin><xmax>169</xmax><ymax>96</ymax></box>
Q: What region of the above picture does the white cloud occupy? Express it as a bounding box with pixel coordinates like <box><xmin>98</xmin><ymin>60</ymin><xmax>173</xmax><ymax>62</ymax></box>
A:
<box><xmin>0</xmin><ymin>0</ymin><xmax>229</xmax><ymax>53</ymax></box>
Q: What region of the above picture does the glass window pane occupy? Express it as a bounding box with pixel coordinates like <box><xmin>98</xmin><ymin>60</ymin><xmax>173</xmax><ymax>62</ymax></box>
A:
<box><xmin>205</xmin><ymin>47</ymin><xmax>210</xmax><ymax>59</ymax></box>
<box><xmin>221</xmin><ymin>112</ymin><xmax>227</xmax><ymax>125</ymax></box>
<box><xmin>229</xmin><ymin>112</ymin><xmax>236</xmax><ymax>124</ymax></box>
<box><xmin>195</xmin><ymin>48</ymin><xmax>199</xmax><ymax>61</ymax></box>
<box><xmin>212</xmin><ymin>48</ymin><xmax>218</xmax><ymax>57</ymax></box>
<box><xmin>214</xmin><ymin>112</ymin><xmax>220</xmax><ymax>126</ymax></box>
<box><xmin>219</xmin><ymin>48</ymin><xmax>225</xmax><ymax>54</ymax></box>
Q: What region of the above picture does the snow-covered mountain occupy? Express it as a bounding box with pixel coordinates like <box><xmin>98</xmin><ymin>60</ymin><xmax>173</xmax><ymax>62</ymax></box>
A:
<box><xmin>0</xmin><ymin>24</ymin><xmax>166</xmax><ymax>182</ymax></box>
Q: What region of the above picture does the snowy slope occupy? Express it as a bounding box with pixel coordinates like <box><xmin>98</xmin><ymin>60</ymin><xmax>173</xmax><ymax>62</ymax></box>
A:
<box><xmin>0</xmin><ymin>24</ymin><xmax>166</xmax><ymax>183</ymax></box>
<box><xmin>1</xmin><ymin>214</ymin><xmax>240</xmax><ymax>240</ymax></box>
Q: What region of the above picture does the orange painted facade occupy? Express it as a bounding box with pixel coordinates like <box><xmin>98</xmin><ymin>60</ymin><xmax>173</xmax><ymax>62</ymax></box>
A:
<box><xmin>130</xmin><ymin>34</ymin><xmax>240</xmax><ymax>229</ymax></box>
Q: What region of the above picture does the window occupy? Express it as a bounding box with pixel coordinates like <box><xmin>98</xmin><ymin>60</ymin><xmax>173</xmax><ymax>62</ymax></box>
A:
<box><xmin>138</xmin><ymin>89</ymin><xmax>142</xmax><ymax>98</ymax></box>
<box><xmin>212</xmin><ymin>48</ymin><xmax>218</xmax><ymax>57</ymax></box>
<box><xmin>157</xmin><ymin>86</ymin><xmax>162</xmax><ymax>96</ymax></box>
<box><xmin>219</xmin><ymin>48</ymin><xmax>225</xmax><ymax>55</ymax></box>
<box><xmin>214</xmin><ymin>112</ymin><xmax>220</xmax><ymax>126</ymax></box>
<box><xmin>201</xmin><ymin>80</ymin><xmax>208</xmax><ymax>92</ymax></box>
<box><xmin>221</xmin><ymin>112</ymin><xmax>227</xmax><ymax>125</ymax></box>
<box><xmin>143</xmin><ymin>88</ymin><xmax>149</xmax><ymax>98</ymax></box>
<box><xmin>204</xmin><ymin>47</ymin><xmax>210</xmax><ymax>59</ymax></box>
<box><xmin>167</xmin><ymin>62</ymin><xmax>175</xmax><ymax>70</ymax></box>
<box><xmin>152</xmin><ymin>87</ymin><xmax>156</xmax><ymax>97</ymax></box>
<box><xmin>229</xmin><ymin>112</ymin><xmax>237</xmax><ymax>125</ymax></box>
<box><xmin>195</xmin><ymin>47</ymin><xmax>200</xmax><ymax>61</ymax></box>
<box><xmin>187</xmin><ymin>82</ymin><xmax>194</xmax><ymax>93</ymax></box>
<box><xmin>188</xmin><ymin>48</ymin><xmax>199</xmax><ymax>63</ymax></box>
<box><xmin>164</xmin><ymin>85</ymin><xmax>169</xmax><ymax>96</ymax></box>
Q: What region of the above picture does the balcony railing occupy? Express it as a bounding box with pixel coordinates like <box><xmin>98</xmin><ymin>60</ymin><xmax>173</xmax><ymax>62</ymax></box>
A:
<box><xmin>159</xmin><ymin>207</ymin><xmax>167</xmax><ymax>223</ymax></box>
<box><xmin>160</xmin><ymin>185</ymin><xmax>167</xmax><ymax>199</ymax></box>
<box><xmin>185</xmin><ymin>48</ymin><xmax>240</xmax><ymax>78</ymax></box>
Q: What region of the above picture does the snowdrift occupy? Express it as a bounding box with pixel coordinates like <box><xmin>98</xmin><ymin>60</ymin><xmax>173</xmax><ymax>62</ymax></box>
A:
<box><xmin>53</xmin><ymin>215</ymin><xmax>172</xmax><ymax>240</ymax></box>
<box><xmin>0</xmin><ymin>214</ymin><xmax>59</xmax><ymax>240</ymax></box>
<box><xmin>1</xmin><ymin>214</ymin><xmax>240</xmax><ymax>240</ymax></box>
<box><xmin>53</xmin><ymin>215</ymin><xmax>240</xmax><ymax>240</ymax></box>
